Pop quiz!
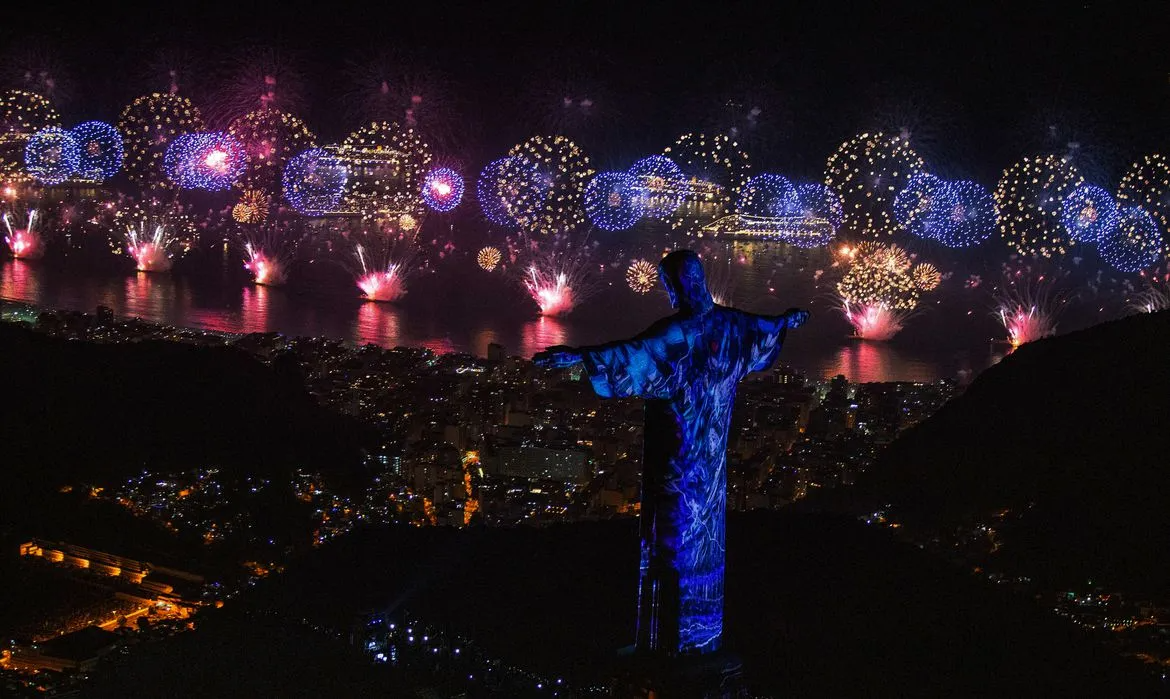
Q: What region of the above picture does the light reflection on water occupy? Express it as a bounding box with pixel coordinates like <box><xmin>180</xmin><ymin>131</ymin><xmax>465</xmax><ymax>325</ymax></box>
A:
<box><xmin>0</xmin><ymin>256</ymin><xmax>990</xmax><ymax>383</ymax></box>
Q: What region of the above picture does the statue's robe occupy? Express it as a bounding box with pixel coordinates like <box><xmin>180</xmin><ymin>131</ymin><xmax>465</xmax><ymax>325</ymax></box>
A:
<box><xmin>578</xmin><ymin>259</ymin><xmax>788</xmax><ymax>655</ymax></box>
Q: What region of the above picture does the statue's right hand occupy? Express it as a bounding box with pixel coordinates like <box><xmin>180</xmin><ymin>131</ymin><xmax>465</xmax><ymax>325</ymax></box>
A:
<box><xmin>533</xmin><ymin>346</ymin><xmax>583</xmax><ymax>369</ymax></box>
<box><xmin>783</xmin><ymin>308</ymin><xmax>810</xmax><ymax>329</ymax></box>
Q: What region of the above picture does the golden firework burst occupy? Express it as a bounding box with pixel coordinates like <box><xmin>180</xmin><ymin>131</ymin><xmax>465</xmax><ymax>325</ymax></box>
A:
<box><xmin>626</xmin><ymin>259</ymin><xmax>659</xmax><ymax>294</ymax></box>
<box><xmin>477</xmin><ymin>246</ymin><xmax>502</xmax><ymax>271</ymax></box>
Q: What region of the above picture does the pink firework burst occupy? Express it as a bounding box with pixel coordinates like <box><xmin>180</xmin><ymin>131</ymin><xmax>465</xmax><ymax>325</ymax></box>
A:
<box><xmin>244</xmin><ymin>245</ymin><xmax>286</xmax><ymax>286</ymax></box>
<box><xmin>235</xmin><ymin>208</ymin><xmax>310</xmax><ymax>286</ymax></box>
<box><xmin>129</xmin><ymin>241</ymin><xmax>171</xmax><ymax>272</ymax></box>
<box><xmin>3</xmin><ymin>209</ymin><xmax>41</xmax><ymax>259</ymax></box>
<box><xmin>993</xmin><ymin>265</ymin><xmax>1063</xmax><ymax>349</ymax></box>
<box><xmin>842</xmin><ymin>301</ymin><xmax>909</xmax><ymax>341</ymax></box>
<box><xmin>355</xmin><ymin>257</ymin><xmax>406</xmax><ymax>302</ymax></box>
<box><xmin>998</xmin><ymin>305</ymin><xmax>1056</xmax><ymax>349</ymax></box>
<box><xmin>524</xmin><ymin>266</ymin><xmax>576</xmax><ymax>316</ymax></box>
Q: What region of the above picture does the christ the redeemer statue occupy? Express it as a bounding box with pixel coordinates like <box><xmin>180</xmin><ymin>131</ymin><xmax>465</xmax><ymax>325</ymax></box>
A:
<box><xmin>534</xmin><ymin>250</ymin><xmax>808</xmax><ymax>657</ymax></box>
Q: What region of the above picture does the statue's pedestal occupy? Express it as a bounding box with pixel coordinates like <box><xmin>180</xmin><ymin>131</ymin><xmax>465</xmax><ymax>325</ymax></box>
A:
<box><xmin>611</xmin><ymin>648</ymin><xmax>747</xmax><ymax>698</ymax></box>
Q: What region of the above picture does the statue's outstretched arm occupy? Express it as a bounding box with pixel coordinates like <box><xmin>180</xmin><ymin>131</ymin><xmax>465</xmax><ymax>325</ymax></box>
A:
<box><xmin>532</xmin><ymin>317</ymin><xmax>676</xmax><ymax>369</ymax></box>
<box><xmin>758</xmin><ymin>308</ymin><xmax>811</xmax><ymax>334</ymax></box>
<box><xmin>532</xmin><ymin>345</ymin><xmax>583</xmax><ymax>369</ymax></box>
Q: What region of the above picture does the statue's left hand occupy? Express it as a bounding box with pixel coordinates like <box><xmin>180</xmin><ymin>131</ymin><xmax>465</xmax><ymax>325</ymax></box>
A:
<box><xmin>783</xmin><ymin>308</ymin><xmax>810</xmax><ymax>329</ymax></box>
<box><xmin>533</xmin><ymin>346</ymin><xmax>584</xmax><ymax>369</ymax></box>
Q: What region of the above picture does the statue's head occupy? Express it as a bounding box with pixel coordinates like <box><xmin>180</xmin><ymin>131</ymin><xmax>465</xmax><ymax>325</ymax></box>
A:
<box><xmin>659</xmin><ymin>250</ymin><xmax>715</xmax><ymax>315</ymax></box>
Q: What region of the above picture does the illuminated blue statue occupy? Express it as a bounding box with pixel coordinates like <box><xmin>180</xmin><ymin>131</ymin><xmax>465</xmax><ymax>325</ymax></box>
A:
<box><xmin>534</xmin><ymin>250</ymin><xmax>808</xmax><ymax>657</ymax></box>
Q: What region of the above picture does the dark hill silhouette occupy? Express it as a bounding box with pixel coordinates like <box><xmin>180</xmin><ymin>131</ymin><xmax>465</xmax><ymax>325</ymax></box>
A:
<box><xmin>90</xmin><ymin>514</ymin><xmax>1152</xmax><ymax>697</ymax></box>
<box><xmin>833</xmin><ymin>310</ymin><xmax>1170</xmax><ymax>591</ymax></box>
<box><xmin>0</xmin><ymin>322</ymin><xmax>370</xmax><ymax>487</ymax></box>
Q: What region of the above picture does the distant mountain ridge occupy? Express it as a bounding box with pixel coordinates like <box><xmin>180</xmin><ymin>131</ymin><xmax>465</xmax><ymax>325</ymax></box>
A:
<box><xmin>842</xmin><ymin>310</ymin><xmax>1170</xmax><ymax>590</ymax></box>
<box><xmin>0</xmin><ymin>322</ymin><xmax>371</xmax><ymax>488</ymax></box>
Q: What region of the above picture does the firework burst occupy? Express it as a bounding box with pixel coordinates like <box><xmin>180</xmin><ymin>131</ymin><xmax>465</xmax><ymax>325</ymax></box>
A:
<box><xmin>114</xmin><ymin>202</ymin><xmax>196</xmax><ymax>272</ymax></box>
<box><xmin>228</xmin><ymin>108</ymin><xmax>316</xmax><ymax>194</ymax></box>
<box><xmin>339</xmin><ymin>122</ymin><xmax>432</xmax><ymax>216</ymax></box>
<box><xmin>841</xmin><ymin>303</ymin><xmax>910</xmax><ymax>342</ymax></box>
<box><xmin>626</xmin><ymin>258</ymin><xmax>658</xmax><ymax>293</ymax></box>
<box><xmin>232</xmin><ymin>189</ymin><xmax>270</xmax><ymax>224</ymax></box>
<box><xmin>477</xmin><ymin>245</ymin><xmax>502</xmax><ymax>271</ymax></box>
<box><xmin>993</xmin><ymin>269</ymin><xmax>1063</xmax><ymax>349</ymax></box>
<box><xmin>824</xmin><ymin>132</ymin><xmax>923</xmax><ymax>238</ymax></box>
<box><xmin>1129</xmin><ymin>276</ymin><xmax>1170</xmax><ymax>314</ymax></box>
<box><xmin>836</xmin><ymin>243</ymin><xmax>934</xmax><ymax>340</ymax></box>
<box><xmin>994</xmin><ymin>155</ymin><xmax>1083</xmax><ymax>258</ymax></box>
<box><xmin>123</xmin><ymin>221</ymin><xmax>179</xmax><ymax>272</ymax></box>
<box><xmin>1117</xmin><ymin>153</ymin><xmax>1170</xmax><ymax>235</ymax></box>
<box><xmin>998</xmin><ymin>304</ymin><xmax>1057</xmax><ymax>349</ymax></box>
<box><xmin>911</xmin><ymin>262</ymin><xmax>941</xmax><ymax>291</ymax></box>
<box><xmin>3</xmin><ymin>208</ymin><xmax>40</xmax><ymax>259</ymax></box>
<box><xmin>118</xmin><ymin>93</ymin><xmax>204</xmax><ymax>189</ymax></box>
<box><xmin>236</xmin><ymin>207</ymin><xmax>309</xmax><ymax>286</ymax></box>
<box><xmin>662</xmin><ymin>132</ymin><xmax>750</xmax><ymax>228</ymax></box>
<box><xmin>516</xmin><ymin>230</ymin><xmax>600</xmax><ymax>315</ymax></box>
<box><xmin>0</xmin><ymin>90</ymin><xmax>60</xmax><ymax>184</ymax></box>
<box><xmin>525</xmin><ymin>266</ymin><xmax>575</xmax><ymax>316</ymax></box>
<box><xmin>341</xmin><ymin>217</ymin><xmax>424</xmax><ymax>302</ymax></box>
<box><xmin>504</xmin><ymin>135</ymin><xmax>593</xmax><ymax>235</ymax></box>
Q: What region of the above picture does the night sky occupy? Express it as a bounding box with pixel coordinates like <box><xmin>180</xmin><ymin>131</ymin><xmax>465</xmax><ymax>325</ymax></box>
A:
<box><xmin>2</xmin><ymin>0</ymin><xmax>1165</xmax><ymax>183</ymax></box>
